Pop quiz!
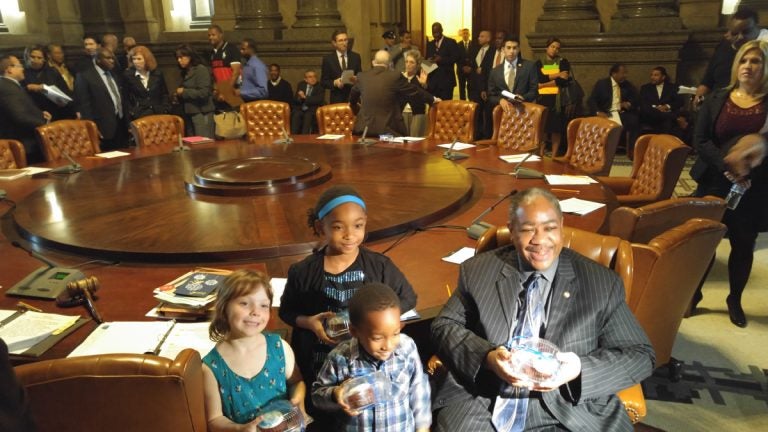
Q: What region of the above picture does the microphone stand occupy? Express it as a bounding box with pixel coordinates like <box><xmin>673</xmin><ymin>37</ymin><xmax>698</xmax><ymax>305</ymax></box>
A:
<box><xmin>173</xmin><ymin>133</ymin><xmax>190</xmax><ymax>152</ymax></box>
<box><xmin>466</xmin><ymin>190</ymin><xmax>517</xmax><ymax>239</ymax></box>
<box><xmin>274</xmin><ymin>126</ymin><xmax>294</xmax><ymax>144</ymax></box>
<box><xmin>443</xmin><ymin>137</ymin><xmax>469</xmax><ymax>160</ymax></box>
<box><xmin>50</xmin><ymin>143</ymin><xmax>83</xmax><ymax>174</ymax></box>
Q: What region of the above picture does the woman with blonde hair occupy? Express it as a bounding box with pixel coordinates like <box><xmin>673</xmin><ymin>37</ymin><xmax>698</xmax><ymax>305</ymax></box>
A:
<box><xmin>690</xmin><ymin>40</ymin><xmax>768</xmax><ymax>327</ymax></box>
<box><xmin>123</xmin><ymin>45</ymin><xmax>170</xmax><ymax>121</ymax></box>
<box><xmin>400</xmin><ymin>49</ymin><xmax>430</xmax><ymax>137</ymax></box>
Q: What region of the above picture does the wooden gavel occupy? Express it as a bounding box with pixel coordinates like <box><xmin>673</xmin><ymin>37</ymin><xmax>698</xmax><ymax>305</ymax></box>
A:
<box><xmin>56</xmin><ymin>276</ymin><xmax>104</xmax><ymax>324</ymax></box>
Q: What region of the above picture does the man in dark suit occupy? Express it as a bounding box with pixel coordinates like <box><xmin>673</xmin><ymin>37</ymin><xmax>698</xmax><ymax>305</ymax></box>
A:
<box><xmin>0</xmin><ymin>339</ymin><xmax>36</xmax><ymax>432</ymax></box>
<box><xmin>588</xmin><ymin>63</ymin><xmax>640</xmax><ymax>158</ymax></box>
<box><xmin>349</xmin><ymin>50</ymin><xmax>438</xmax><ymax>136</ymax></box>
<box><xmin>291</xmin><ymin>70</ymin><xmax>324</xmax><ymax>134</ymax></box>
<box><xmin>75</xmin><ymin>48</ymin><xmax>128</xmax><ymax>151</ymax></box>
<box><xmin>456</xmin><ymin>28</ymin><xmax>474</xmax><ymax>101</ymax></box>
<box><xmin>426</xmin><ymin>22</ymin><xmax>460</xmax><ymax>101</ymax></box>
<box><xmin>638</xmin><ymin>66</ymin><xmax>685</xmax><ymax>137</ymax></box>
<box><xmin>487</xmin><ymin>36</ymin><xmax>538</xmax><ymax>107</ymax></box>
<box><xmin>468</xmin><ymin>30</ymin><xmax>494</xmax><ymax>139</ymax></box>
<box><xmin>321</xmin><ymin>29</ymin><xmax>362</xmax><ymax>104</ymax></box>
<box><xmin>431</xmin><ymin>187</ymin><xmax>654</xmax><ymax>432</ymax></box>
<box><xmin>0</xmin><ymin>55</ymin><xmax>51</xmax><ymax>164</ymax></box>
<box><xmin>73</xmin><ymin>35</ymin><xmax>99</xmax><ymax>74</ymax></box>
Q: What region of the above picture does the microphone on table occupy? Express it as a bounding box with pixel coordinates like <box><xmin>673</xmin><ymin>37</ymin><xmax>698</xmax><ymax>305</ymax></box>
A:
<box><xmin>511</xmin><ymin>152</ymin><xmax>544</xmax><ymax>179</ymax></box>
<box><xmin>173</xmin><ymin>132</ymin><xmax>190</xmax><ymax>152</ymax></box>
<box><xmin>443</xmin><ymin>137</ymin><xmax>469</xmax><ymax>160</ymax></box>
<box><xmin>466</xmin><ymin>189</ymin><xmax>518</xmax><ymax>239</ymax></box>
<box><xmin>50</xmin><ymin>142</ymin><xmax>83</xmax><ymax>174</ymax></box>
<box><xmin>274</xmin><ymin>126</ymin><xmax>294</xmax><ymax>144</ymax></box>
<box><xmin>357</xmin><ymin>126</ymin><xmax>377</xmax><ymax>145</ymax></box>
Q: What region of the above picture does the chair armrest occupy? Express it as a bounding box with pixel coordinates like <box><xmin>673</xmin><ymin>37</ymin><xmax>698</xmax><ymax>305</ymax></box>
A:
<box><xmin>475</xmin><ymin>139</ymin><xmax>496</xmax><ymax>147</ymax></box>
<box><xmin>552</xmin><ymin>155</ymin><xmax>569</xmax><ymax>163</ymax></box>
<box><xmin>615</xmin><ymin>194</ymin><xmax>659</xmax><ymax>208</ymax></box>
<box><xmin>597</xmin><ymin>177</ymin><xmax>634</xmax><ymax>195</ymax></box>
<box><xmin>617</xmin><ymin>383</ymin><xmax>646</xmax><ymax>424</ymax></box>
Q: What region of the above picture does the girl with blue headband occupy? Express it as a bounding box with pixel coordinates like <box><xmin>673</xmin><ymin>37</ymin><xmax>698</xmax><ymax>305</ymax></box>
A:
<box><xmin>278</xmin><ymin>184</ymin><xmax>417</xmax><ymax>430</ymax></box>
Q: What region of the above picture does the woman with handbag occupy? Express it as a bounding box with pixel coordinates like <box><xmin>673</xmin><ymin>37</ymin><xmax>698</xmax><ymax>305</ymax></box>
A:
<box><xmin>123</xmin><ymin>45</ymin><xmax>170</xmax><ymax>122</ymax></box>
<box><xmin>535</xmin><ymin>37</ymin><xmax>576</xmax><ymax>157</ymax></box>
<box><xmin>174</xmin><ymin>44</ymin><xmax>215</xmax><ymax>137</ymax></box>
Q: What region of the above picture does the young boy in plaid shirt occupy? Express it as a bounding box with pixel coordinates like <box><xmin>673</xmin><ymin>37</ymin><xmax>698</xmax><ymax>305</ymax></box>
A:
<box><xmin>311</xmin><ymin>282</ymin><xmax>431</xmax><ymax>431</ymax></box>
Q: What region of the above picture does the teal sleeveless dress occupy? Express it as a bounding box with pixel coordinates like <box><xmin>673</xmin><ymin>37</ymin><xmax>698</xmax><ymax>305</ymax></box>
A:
<box><xmin>203</xmin><ymin>333</ymin><xmax>288</xmax><ymax>424</ymax></box>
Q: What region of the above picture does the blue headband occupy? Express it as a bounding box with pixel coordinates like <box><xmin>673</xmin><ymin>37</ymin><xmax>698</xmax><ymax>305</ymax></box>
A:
<box><xmin>317</xmin><ymin>195</ymin><xmax>366</xmax><ymax>220</ymax></box>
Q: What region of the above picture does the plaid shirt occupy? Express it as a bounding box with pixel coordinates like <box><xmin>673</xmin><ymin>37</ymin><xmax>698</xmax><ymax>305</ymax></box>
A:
<box><xmin>312</xmin><ymin>334</ymin><xmax>431</xmax><ymax>431</ymax></box>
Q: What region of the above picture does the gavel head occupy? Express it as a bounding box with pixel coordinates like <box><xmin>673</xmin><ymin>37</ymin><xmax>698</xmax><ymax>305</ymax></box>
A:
<box><xmin>65</xmin><ymin>276</ymin><xmax>100</xmax><ymax>297</ymax></box>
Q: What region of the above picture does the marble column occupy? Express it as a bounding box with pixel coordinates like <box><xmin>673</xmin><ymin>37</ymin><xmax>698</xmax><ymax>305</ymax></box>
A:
<box><xmin>47</xmin><ymin>0</ymin><xmax>83</xmax><ymax>42</ymax></box>
<box><xmin>534</xmin><ymin>0</ymin><xmax>602</xmax><ymax>34</ymax></box>
<box><xmin>235</xmin><ymin>0</ymin><xmax>285</xmax><ymax>30</ymax></box>
<box><xmin>78</xmin><ymin>0</ymin><xmax>125</xmax><ymax>35</ymax></box>
<box><xmin>120</xmin><ymin>0</ymin><xmax>161</xmax><ymax>42</ymax></box>
<box><xmin>610</xmin><ymin>0</ymin><xmax>682</xmax><ymax>32</ymax></box>
<box><xmin>293</xmin><ymin>0</ymin><xmax>344</xmax><ymax>28</ymax></box>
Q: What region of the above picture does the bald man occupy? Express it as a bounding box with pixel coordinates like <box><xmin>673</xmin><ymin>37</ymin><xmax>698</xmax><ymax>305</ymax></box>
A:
<box><xmin>349</xmin><ymin>50</ymin><xmax>439</xmax><ymax>136</ymax></box>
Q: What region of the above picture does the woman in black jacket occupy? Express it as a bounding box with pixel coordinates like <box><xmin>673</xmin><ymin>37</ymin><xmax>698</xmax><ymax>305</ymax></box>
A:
<box><xmin>174</xmin><ymin>44</ymin><xmax>215</xmax><ymax>137</ymax></box>
<box><xmin>123</xmin><ymin>45</ymin><xmax>170</xmax><ymax>122</ymax></box>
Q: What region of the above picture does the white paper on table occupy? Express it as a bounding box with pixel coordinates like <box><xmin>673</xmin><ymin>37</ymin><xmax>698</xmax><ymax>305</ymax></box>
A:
<box><xmin>545</xmin><ymin>175</ymin><xmax>597</xmax><ymax>185</ymax></box>
<box><xmin>437</xmin><ymin>142</ymin><xmax>475</xmax><ymax>151</ymax></box>
<box><xmin>499</xmin><ymin>153</ymin><xmax>542</xmax><ymax>163</ymax></box>
<box><xmin>441</xmin><ymin>247</ymin><xmax>476</xmax><ymax>264</ymax></box>
<box><xmin>23</xmin><ymin>167</ymin><xmax>52</xmax><ymax>175</ymax></box>
<box><xmin>156</xmin><ymin>322</ymin><xmax>215</xmax><ymax>360</ymax></box>
<box><xmin>68</xmin><ymin>321</ymin><xmax>175</xmax><ymax>357</ymax></box>
<box><xmin>392</xmin><ymin>136</ymin><xmax>425</xmax><ymax>143</ymax></box>
<box><xmin>316</xmin><ymin>134</ymin><xmax>345</xmax><ymax>140</ymax></box>
<box><xmin>0</xmin><ymin>311</ymin><xmax>81</xmax><ymax>354</ymax></box>
<box><xmin>270</xmin><ymin>277</ymin><xmax>287</xmax><ymax>308</ymax></box>
<box><xmin>95</xmin><ymin>150</ymin><xmax>131</xmax><ymax>159</ymax></box>
<box><xmin>559</xmin><ymin>197</ymin><xmax>606</xmax><ymax>215</ymax></box>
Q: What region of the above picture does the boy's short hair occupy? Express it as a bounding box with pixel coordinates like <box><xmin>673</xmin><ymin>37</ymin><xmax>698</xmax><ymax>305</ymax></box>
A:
<box><xmin>349</xmin><ymin>283</ymin><xmax>400</xmax><ymax>327</ymax></box>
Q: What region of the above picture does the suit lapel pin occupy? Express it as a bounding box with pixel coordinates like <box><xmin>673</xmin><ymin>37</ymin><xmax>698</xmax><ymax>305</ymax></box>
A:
<box><xmin>563</xmin><ymin>291</ymin><xmax>571</xmax><ymax>299</ymax></box>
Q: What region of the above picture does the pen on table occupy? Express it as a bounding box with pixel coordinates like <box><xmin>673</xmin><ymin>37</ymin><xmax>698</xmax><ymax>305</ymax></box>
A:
<box><xmin>17</xmin><ymin>301</ymin><xmax>43</xmax><ymax>312</ymax></box>
<box><xmin>445</xmin><ymin>283</ymin><xmax>452</xmax><ymax>298</ymax></box>
<box><xmin>550</xmin><ymin>188</ymin><xmax>580</xmax><ymax>194</ymax></box>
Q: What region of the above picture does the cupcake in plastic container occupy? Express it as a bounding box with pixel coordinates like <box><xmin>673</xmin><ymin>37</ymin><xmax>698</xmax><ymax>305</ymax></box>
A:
<box><xmin>256</xmin><ymin>399</ymin><xmax>304</xmax><ymax>432</ymax></box>
<box><xmin>506</xmin><ymin>336</ymin><xmax>562</xmax><ymax>384</ymax></box>
<box><xmin>340</xmin><ymin>370</ymin><xmax>392</xmax><ymax>410</ymax></box>
<box><xmin>325</xmin><ymin>310</ymin><xmax>351</xmax><ymax>339</ymax></box>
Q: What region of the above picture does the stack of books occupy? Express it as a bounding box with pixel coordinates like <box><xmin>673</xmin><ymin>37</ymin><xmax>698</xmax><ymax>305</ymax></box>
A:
<box><xmin>149</xmin><ymin>268</ymin><xmax>231</xmax><ymax>320</ymax></box>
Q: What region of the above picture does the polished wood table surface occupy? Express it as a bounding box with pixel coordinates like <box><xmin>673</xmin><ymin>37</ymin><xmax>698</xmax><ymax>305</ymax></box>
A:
<box><xmin>0</xmin><ymin>135</ymin><xmax>618</xmax><ymax>362</ymax></box>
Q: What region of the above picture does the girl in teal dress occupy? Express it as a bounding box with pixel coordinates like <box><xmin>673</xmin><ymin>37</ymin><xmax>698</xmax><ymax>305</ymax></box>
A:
<box><xmin>202</xmin><ymin>269</ymin><xmax>306</xmax><ymax>430</ymax></box>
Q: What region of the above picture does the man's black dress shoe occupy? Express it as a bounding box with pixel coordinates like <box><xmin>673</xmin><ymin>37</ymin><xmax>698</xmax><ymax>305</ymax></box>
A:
<box><xmin>726</xmin><ymin>297</ymin><xmax>747</xmax><ymax>328</ymax></box>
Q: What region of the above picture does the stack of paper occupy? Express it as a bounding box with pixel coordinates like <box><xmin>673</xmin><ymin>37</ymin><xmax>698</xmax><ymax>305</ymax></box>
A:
<box><xmin>559</xmin><ymin>197</ymin><xmax>606</xmax><ymax>215</ymax></box>
<box><xmin>0</xmin><ymin>310</ymin><xmax>82</xmax><ymax>354</ymax></box>
<box><xmin>498</xmin><ymin>153</ymin><xmax>542</xmax><ymax>163</ymax></box>
<box><xmin>441</xmin><ymin>247</ymin><xmax>476</xmax><ymax>264</ymax></box>
<box><xmin>151</xmin><ymin>268</ymin><xmax>231</xmax><ymax>319</ymax></box>
<box><xmin>545</xmin><ymin>175</ymin><xmax>597</xmax><ymax>185</ymax></box>
<box><xmin>437</xmin><ymin>142</ymin><xmax>476</xmax><ymax>150</ymax></box>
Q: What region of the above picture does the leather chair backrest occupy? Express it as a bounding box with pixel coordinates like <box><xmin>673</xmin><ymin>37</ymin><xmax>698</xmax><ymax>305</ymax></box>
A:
<box><xmin>0</xmin><ymin>139</ymin><xmax>26</xmax><ymax>168</ymax></box>
<box><xmin>476</xmin><ymin>224</ymin><xmax>632</xmax><ymax>300</ymax></box>
<box><xmin>316</xmin><ymin>103</ymin><xmax>356</xmax><ymax>136</ymax></box>
<box><xmin>609</xmin><ymin>196</ymin><xmax>726</xmax><ymax>243</ymax></box>
<box><xmin>426</xmin><ymin>100</ymin><xmax>477</xmax><ymax>142</ymax></box>
<box><xmin>14</xmin><ymin>349</ymin><xmax>207</xmax><ymax>432</ymax></box>
<box><xmin>628</xmin><ymin>219</ymin><xmax>726</xmax><ymax>366</ymax></box>
<box><xmin>627</xmin><ymin>134</ymin><xmax>690</xmax><ymax>199</ymax></box>
<box><xmin>131</xmin><ymin>115</ymin><xmax>185</xmax><ymax>148</ymax></box>
<box><xmin>240</xmin><ymin>100</ymin><xmax>291</xmax><ymax>143</ymax></box>
<box><xmin>36</xmin><ymin>120</ymin><xmax>101</xmax><ymax>162</ymax></box>
<box><xmin>564</xmin><ymin>116</ymin><xmax>622</xmax><ymax>176</ymax></box>
<box><xmin>490</xmin><ymin>102</ymin><xmax>547</xmax><ymax>152</ymax></box>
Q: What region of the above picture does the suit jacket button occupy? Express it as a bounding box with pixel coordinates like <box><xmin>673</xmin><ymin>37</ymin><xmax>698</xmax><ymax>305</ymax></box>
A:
<box><xmin>438</xmin><ymin>398</ymin><xmax>445</xmax><ymax>405</ymax></box>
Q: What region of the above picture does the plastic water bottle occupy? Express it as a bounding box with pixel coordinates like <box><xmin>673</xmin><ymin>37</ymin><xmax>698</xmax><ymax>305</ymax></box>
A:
<box><xmin>725</xmin><ymin>183</ymin><xmax>748</xmax><ymax>210</ymax></box>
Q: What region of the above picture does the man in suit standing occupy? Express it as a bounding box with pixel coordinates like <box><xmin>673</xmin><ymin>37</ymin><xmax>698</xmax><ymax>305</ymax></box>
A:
<box><xmin>468</xmin><ymin>30</ymin><xmax>494</xmax><ymax>139</ymax></box>
<box><xmin>75</xmin><ymin>48</ymin><xmax>128</xmax><ymax>151</ymax></box>
<box><xmin>74</xmin><ymin>35</ymin><xmax>99</xmax><ymax>74</ymax></box>
<box><xmin>588</xmin><ymin>63</ymin><xmax>640</xmax><ymax>158</ymax></box>
<box><xmin>321</xmin><ymin>29</ymin><xmax>362</xmax><ymax>104</ymax></box>
<box><xmin>487</xmin><ymin>36</ymin><xmax>538</xmax><ymax>107</ymax></box>
<box><xmin>456</xmin><ymin>28</ymin><xmax>474</xmax><ymax>101</ymax></box>
<box><xmin>291</xmin><ymin>70</ymin><xmax>324</xmax><ymax>134</ymax></box>
<box><xmin>392</xmin><ymin>30</ymin><xmax>415</xmax><ymax>73</ymax></box>
<box><xmin>0</xmin><ymin>55</ymin><xmax>51</xmax><ymax>164</ymax></box>
<box><xmin>431</xmin><ymin>187</ymin><xmax>654</xmax><ymax>432</ymax></box>
<box><xmin>426</xmin><ymin>22</ymin><xmax>459</xmax><ymax>101</ymax></box>
<box><xmin>349</xmin><ymin>50</ymin><xmax>439</xmax><ymax>136</ymax></box>
<box><xmin>638</xmin><ymin>66</ymin><xmax>685</xmax><ymax>136</ymax></box>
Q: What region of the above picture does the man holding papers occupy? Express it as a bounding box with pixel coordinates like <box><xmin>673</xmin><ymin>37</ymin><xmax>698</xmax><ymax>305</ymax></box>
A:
<box><xmin>321</xmin><ymin>30</ymin><xmax>362</xmax><ymax>104</ymax></box>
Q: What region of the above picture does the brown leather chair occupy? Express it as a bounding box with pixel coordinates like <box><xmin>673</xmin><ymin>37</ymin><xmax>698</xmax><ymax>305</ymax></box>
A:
<box><xmin>609</xmin><ymin>196</ymin><xmax>726</xmax><ymax>243</ymax></box>
<box><xmin>628</xmin><ymin>219</ymin><xmax>726</xmax><ymax>374</ymax></box>
<box><xmin>425</xmin><ymin>100</ymin><xmax>477</xmax><ymax>142</ymax></box>
<box><xmin>240</xmin><ymin>100</ymin><xmax>291</xmax><ymax>143</ymax></box>
<box><xmin>597</xmin><ymin>134</ymin><xmax>691</xmax><ymax>207</ymax></box>
<box><xmin>36</xmin><ymin>120</ymin><xmax>101</xmax><ymax>162</ymax></box>
<box><xmin>475</xmin><ymin>102</ymin><xmax>548</xmax><ymax>153</ymax></box>
<box><xmin>555</xmin><ymin>116</ymin><xmax>622</xmax><ymax>176</ymax></box>
<box><xmin>0</xmin><ymin>139</ymin><xmax>27</xmax><ymax>168</ymax></box>
<box><xmin>429</xmin><ymin>224</ymin><xmax>645</xmax><ymax>424</ymax></box>
<box><xmin>15</xmin><ymin>349</ymin><xmax>206</xmax><ymax>432</ymax></box>
<box><xmin>130</xmin><ymin>114</ymin><xmax>185</xmax><ymax>148</ymax></box>
<box><xmin>316</xmin><ymin>103</ymin><xmax>356</xmax><ymax>136</ymax></box>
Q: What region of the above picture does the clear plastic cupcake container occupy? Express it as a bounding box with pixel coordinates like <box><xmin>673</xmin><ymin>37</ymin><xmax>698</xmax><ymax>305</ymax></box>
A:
<box><xmin>325</xmin><ymin>311</ymin><xmax>350</xmax><ymax>339</ymax></box>
<box><xmin>256</xmin><ymin>399</ymin><xmax>305</xmax><ymax>432</ymax></box>
<box><xmin>340</xmin><ymin>370</ymin><xmax>392</xmax><ymax>410</ymax></box>
<box><xmin>506</xmin><ymin>337</ymin><xmax>562</xmax><ymax>384</ymax></box>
